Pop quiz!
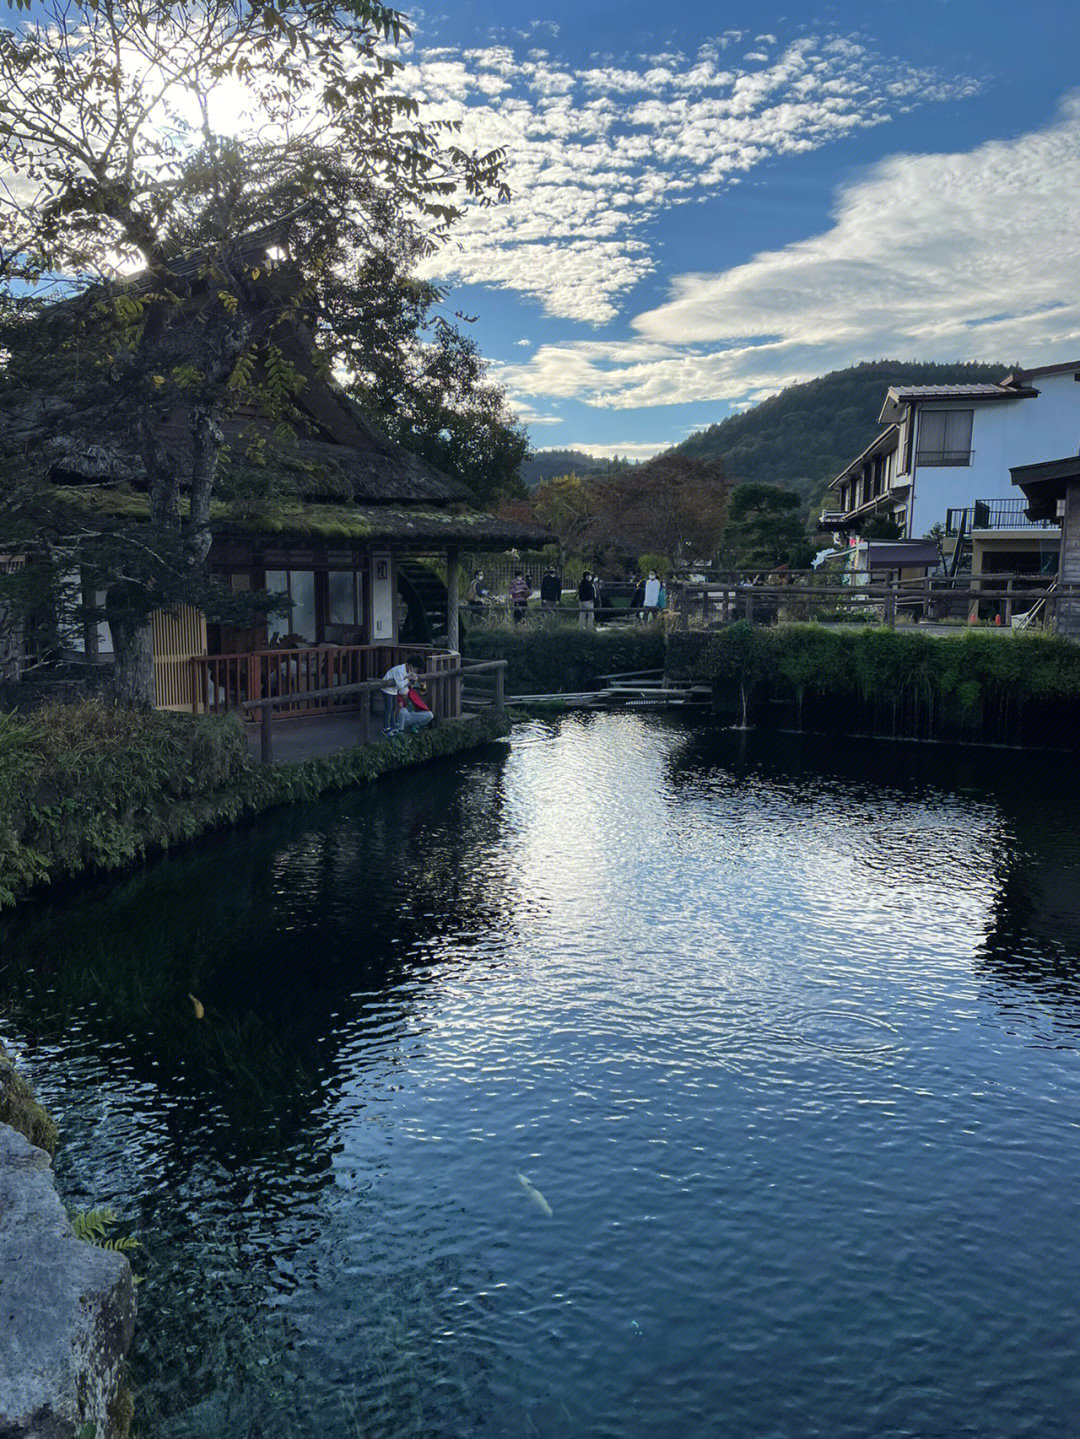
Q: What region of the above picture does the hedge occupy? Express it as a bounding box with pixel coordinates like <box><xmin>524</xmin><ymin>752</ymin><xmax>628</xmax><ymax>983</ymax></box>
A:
<box><xmin>0</xmin><ymin>701</ymin><xmax>509</xmax><ymax>908</ymax></box>
<box><xmin>667</xmin><ymin>623</ymin><xmax>1080</xmax><ymax>744</ymax></box>
<box><xmin>463</xmin><ymin>625</ymin><xmax>666</xmax><ymax>694</ymax></box>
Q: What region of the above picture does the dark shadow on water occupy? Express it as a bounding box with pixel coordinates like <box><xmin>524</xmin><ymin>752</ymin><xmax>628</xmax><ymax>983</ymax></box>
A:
<box><xmin>0</xmin><ymin>748</ymin><xmax>514</xmax><ymax>1164</ymax></box>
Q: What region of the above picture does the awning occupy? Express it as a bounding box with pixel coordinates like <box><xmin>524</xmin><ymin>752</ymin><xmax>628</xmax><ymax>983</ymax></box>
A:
<box><xmin>1010</xmin><ymin>456</ymin><xmax>1080</xmax><ymax>521</ymax></box>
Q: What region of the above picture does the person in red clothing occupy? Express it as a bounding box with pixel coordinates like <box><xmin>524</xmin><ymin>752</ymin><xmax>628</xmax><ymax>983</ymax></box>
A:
<box><xmin>399</xmin><ymin>682</ymin><xmax>434</xmax><ymax>733</ymax></box>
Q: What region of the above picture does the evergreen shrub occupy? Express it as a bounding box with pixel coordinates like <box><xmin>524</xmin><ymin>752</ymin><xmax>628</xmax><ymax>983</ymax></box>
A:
<box><xmin>667</xmin><ymin>624</ymin><xmax>1080</xmax><ymax>744</ymax></box>
<box><xmin>463</xmin><ymin>626</ymin><xmax>666</xmax><ymax>693</ymax></box>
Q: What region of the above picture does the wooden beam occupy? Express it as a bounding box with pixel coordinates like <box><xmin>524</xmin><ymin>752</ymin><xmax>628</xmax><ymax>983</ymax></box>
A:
<box><xmin>447</xmin><ymin>547</ymin><xmax>460</xmax><ymax>653</ymax></box>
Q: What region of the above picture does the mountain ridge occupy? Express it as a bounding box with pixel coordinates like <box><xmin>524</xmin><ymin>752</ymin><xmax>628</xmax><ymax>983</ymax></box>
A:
<box><xmin>671</xmin><ymin>359</ymin><xmax>1012</xmax><ymax>508</ymax></box>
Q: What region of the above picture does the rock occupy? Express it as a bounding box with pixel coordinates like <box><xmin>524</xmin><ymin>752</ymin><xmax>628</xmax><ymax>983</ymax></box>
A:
<box><xmin>0</xmin><ymin>1123</ymin><xmax>136</xmax><ymax>1439</ymax></box>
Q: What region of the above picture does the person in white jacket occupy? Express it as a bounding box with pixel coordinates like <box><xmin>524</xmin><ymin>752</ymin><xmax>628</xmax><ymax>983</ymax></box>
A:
<box><xmin>643</xmin><ymin>571</ymin><xmax>661</xmax><ymax>614</ymax></box>
<box><xmin>381</xmin><ymin>654</ymin><xmax>424</xmax><ymax>735</ymax></box>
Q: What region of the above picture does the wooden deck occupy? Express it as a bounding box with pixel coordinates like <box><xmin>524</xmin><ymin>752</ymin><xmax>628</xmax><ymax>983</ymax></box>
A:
<box><xmin>242</xmin><ymin>712</ymin><xmax>483</xmax><ymax>765</ymax></box>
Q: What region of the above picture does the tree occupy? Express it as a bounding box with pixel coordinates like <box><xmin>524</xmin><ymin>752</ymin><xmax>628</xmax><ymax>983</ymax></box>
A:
<box><xmin>861</xmin><ymin>516</ymin><xmax>904</xmax><ymax>541</ymax></box>
<box><xmin>499</xmin><ymin>472</ymin><xmax>605</xmax><ymax>563</ymax></box>
<box><xmin>0</xmin><ymin>0</ymin><xmax>507</xmax><ymax>701</ymax></box>
<box><xmin>594</xmin><ymin>453</ymin><xmax>729</xmax><ymax>565</ymax></box>
<box><xmin>721</xmin><ymin>483</ymin><xmax>809</xmax><ymax>568</ymax></box>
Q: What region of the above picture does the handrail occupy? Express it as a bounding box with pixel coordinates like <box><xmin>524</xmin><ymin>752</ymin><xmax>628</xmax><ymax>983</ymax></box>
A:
<box><xmin>670</xmin><ymin>576</ymin><xmax>1079</xmax><ymax>632</ymax></box>
<box><xmin>241</xmin><ymin>659</ymin><xmax>507</xmax><ymax>764</ymax></box>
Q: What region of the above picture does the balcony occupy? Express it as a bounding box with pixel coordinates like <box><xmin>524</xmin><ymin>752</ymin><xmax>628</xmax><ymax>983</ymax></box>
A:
<box><xmin>818</xmin><ymin>510</ymin><xmax>850</xmax><ymax>529</ymax></box>
<box><xmin>945</xmin><ymin>499</ymin><xmax>1059</xmax><ymax>535</ymax></box>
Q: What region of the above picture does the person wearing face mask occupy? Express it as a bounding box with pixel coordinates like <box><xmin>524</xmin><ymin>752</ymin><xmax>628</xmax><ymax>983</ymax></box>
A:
<box><xmin>577</xmin><ymin>571</ymin><xmax>596</xmax><ymax>629</ymax></box>
<box><xmin>643</xmin><ymin>570</ymin><xmax>661</xmax><ymax>616</ymax></box>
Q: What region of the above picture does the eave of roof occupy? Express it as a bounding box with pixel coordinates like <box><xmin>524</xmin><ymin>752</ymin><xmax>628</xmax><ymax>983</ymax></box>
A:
<box><xmin>50</xmin><ymin>485</ymin><xmax>551</xmax><ymax>550</ymax></box>
<box><xmin>1010</xmin><ymin>455</ymin><xmax>1080</xmax><ymax>521</ymax></box>
<box><xmin>1001</xmin><ymin>360</ymin><xmax>1080</xmax><ymax>385</ymax></box>
<box><xmin>877</xmin><ymin>384</ymin><xmax>1039</xmax><ymax>425</ymax></box>
<box><xmin>827</xmin><ymin>424</ymin><xmax>898</xmax><ymax>489</ymax></box>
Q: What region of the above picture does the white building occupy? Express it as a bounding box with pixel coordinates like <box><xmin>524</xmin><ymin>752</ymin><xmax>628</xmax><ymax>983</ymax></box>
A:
<box><xmin>821</xmin><ymin>360</ymin><xmax>1080</xmax><ymax>574</ymax></box>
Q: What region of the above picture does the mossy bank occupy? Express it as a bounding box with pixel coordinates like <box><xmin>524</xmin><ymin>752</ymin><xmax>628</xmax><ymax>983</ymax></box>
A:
<box><xmin>668</xmin><ymin>624</ymin><xmax>1080</xmax><ymax>746</ymax></box>
<box><xmin>0</xmin><ymin>702</ymin><xmax>509</xmax><ymax>910</ymax></box>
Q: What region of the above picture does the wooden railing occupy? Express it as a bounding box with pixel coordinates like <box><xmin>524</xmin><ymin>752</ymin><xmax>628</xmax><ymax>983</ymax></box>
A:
<box><xmin>243</xmin><ymin>659</ymin><xmax>508</xmax><ymax>764</ymax></box>
<box><xmin>671</xmin><ymin>574</ymin><xmax>1078</xmax><ymax>630</ymax></box>
<box><xmin>191</xmin><ymin>644</ymin><xmax>461</xmax><ymax>718</ymax></box>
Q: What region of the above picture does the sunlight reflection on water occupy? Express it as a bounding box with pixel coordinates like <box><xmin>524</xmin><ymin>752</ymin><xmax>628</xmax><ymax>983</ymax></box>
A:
<box><xmin>3</xmin><ymin>715</ymin><xmax>1080</xmax><ymax>1438</ymax></box>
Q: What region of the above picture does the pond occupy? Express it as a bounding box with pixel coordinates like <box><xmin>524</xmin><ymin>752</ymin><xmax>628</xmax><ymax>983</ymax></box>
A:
<box><xmin>3</xmin><ymin>714</ymin><xmax>1080</xmax><ymax>1438</ymax></box>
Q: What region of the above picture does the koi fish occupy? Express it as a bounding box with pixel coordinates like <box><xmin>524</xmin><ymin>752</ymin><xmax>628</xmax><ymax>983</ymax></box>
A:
<box><xmin>517</xmin><ymin>1172</ymin><xmax>553</xmax><ymax>1218</ymax></box>
<box><xmin>188</xmin><ymin>994</ymin><xmax>205</xmax><ymax>1020</ymax></box>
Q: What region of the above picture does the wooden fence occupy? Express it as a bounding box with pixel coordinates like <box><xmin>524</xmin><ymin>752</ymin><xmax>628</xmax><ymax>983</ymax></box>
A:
<box><xmin>191</xmin><ymin>643</ymin><xmax>461</xmax><ymax>717</ymax></box>
<box><xmin>670</xmin><ymin>573</ymin><xmax>1076</xmax><ymax>631</ymax></box>
<box><xmin>242</xmin><ymin>659</ymin><xmax>507</xmax><ymax>764</ymax></box>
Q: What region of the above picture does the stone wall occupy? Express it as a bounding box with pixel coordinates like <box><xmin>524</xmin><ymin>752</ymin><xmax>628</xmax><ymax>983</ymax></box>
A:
<box><xmin>0</xmin><ymin>1051</ymin><xmax>135</xmax><ymax>1439</ymax></box>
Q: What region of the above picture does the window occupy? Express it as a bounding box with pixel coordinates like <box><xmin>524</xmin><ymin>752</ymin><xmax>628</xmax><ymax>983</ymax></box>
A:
<box><xmin>266</xmin><ymin>569</ymin><xmax>316</xmax><ymax>643</ymax></box>
<box><xmin>916</xmin><ymin>410</ymin><xmax>973</xmax><ymax>466</ymax></box>
<box><xmin>327</xmin><ymin>570</ymin><xmax>363</xmax><ymax>627</ymax></box>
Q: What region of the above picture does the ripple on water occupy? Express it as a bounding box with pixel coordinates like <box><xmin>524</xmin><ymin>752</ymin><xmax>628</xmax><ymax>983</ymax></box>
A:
<box><xmin>3</xmin><ymin>717</ymin><xmax>1080</xmax><ymax>1438</ymax></box>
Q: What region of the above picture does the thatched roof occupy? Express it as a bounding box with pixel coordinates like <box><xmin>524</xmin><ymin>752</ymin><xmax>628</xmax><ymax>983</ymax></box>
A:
<box><xmin>51</xmin><ymin>484</ymin><xmax>550</xmax><ymax>551</ymax></box>
<box><xmin>12</xmin><ymin>355</ymin><xmax>471</xmax><ymax>506</ymax></box>
<box><xmin>3</xmin><ymin>221</ymin><xmax>546</xmax><ymax>544</ymax></box>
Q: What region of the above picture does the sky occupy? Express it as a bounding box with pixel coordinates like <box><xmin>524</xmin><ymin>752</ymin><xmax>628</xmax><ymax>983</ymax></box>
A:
<box><xmin>393</xmin><ymin>0</ymin><xmax>1080</xmax><ymax>459</ymax></box>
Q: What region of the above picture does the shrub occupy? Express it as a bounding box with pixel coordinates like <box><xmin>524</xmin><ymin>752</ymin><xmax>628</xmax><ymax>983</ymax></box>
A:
<box><xmin>463</xmin><ymin>625</ymin><xmax>666</xmax><ymax>693</ymax></box>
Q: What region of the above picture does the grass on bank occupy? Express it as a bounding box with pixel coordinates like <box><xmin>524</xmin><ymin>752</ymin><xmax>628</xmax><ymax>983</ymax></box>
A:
<box><xmin>0</xmin><ymin>700</ymin><xmax>509</xmax><ymax>909</ymax></box>
<box><xmin>667</xmin><ymin>622</ymin><xmax>1080</xmax><ymax>742</ymax></box>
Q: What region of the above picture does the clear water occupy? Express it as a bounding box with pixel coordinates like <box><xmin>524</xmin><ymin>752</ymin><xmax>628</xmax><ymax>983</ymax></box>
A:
<box><xmin>3</xmin><ymin>714</ymin><xmax>1080</xmax><ymax>1439</ymax></box>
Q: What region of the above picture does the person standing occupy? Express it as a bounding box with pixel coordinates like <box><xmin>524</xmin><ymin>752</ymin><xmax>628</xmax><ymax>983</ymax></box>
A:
<box><xmin>540</xmin><ymin>565</ymin><xmax>562</xmax><ymax>614</ymax></box>
<box><xmin>630</xmin><ymin>574</ymin><xmax>646</xmax><ymax>621</ymax></box>
<box><xmin>509</xmin><ymin>571</ymin><xmax>531</xmax><ymax>624</ymax></box>
<box><xmin>381</xmin><ymin>653</ymin><xmax>424</xmax><ymax>735</ymax></box>
<box><xmin>578</xmin><ymin>571</ymin><xmax>596</xmax><ymax>629</ymax></box>
<box><xmin>465</xmin><ymin>571</ymin><xmax>489</xmax><ymax>615</ymax></box>
<box><xmin>643</xmin><ymin>570</ymin><xmax>661</xmax><ymax>618</ymax></box>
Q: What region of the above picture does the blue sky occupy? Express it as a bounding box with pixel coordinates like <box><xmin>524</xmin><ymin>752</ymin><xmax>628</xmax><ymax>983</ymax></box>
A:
<box><xmin>393</xmin><ymin>0</ymin><xmax>1080</xmax><ymax>458</ymax></box>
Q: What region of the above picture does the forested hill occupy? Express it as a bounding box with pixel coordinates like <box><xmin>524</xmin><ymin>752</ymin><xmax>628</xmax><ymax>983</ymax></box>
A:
<box><xmin>520</xmin><ymin>449</ymin><xmax>638</xmax><ymax>487</ymax></box>
<box><xmin>676</xmin><ymin>360</ymin><xmax>1011</xmax><ymax>506</ymax></box>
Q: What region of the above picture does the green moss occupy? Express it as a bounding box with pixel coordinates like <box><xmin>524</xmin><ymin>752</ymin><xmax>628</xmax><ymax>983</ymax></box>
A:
<box><xmin>0</xmin><ymin>1040</ymin><xmax>59</xmax><ymax>1153</ymax></box>
<box><xmin>50</xmin><ymin>485</ymin><xmax>521</xmax><ymax>542</ymax></box>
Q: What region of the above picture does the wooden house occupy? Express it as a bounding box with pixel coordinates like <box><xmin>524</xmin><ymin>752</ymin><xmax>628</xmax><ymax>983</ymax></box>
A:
<box><xmin>3</xmin><ymin>228</ymin><xmax>547</xmax><ymax>715</ymax></box>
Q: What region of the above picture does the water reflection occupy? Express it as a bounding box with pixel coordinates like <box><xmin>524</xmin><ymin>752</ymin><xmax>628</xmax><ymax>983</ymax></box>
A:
<box><xmin>1</xmin><ymin>753</ymin><xmax>515</xmax><ymax>1162</ymax></box>
<box><xmin>2</xmin><ymin>718</ymin><xmax>1080</xmax><ymax>1437</ymax></box>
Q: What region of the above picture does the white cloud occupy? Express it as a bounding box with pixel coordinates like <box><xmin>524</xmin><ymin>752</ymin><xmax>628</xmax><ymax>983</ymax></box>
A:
<box><xmin>403</xmin><ymin>32</ymin><xmax>978</xmax><ymax>323</ymax></box>
<box><xmin>541</xmin><ymin>441</ymin><xmax>672</xmax><ymax>460</ymax></box>
<box><xmin>498</xmin><ymin>94</ymin><xmax>1080</xmax><ymax>412</ymax></box>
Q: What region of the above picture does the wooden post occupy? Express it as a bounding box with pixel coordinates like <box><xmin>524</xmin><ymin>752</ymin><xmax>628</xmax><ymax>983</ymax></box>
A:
<box><xmin>359</xmin><ymin>683</ymin><xmax>370</xmax><ymax>746</ymax></box>
<box><xmin>886</xmin><ymin>589</ymin><xmax>896</xmax><ymax>628</ymax></box>
<box><xmin>678</xmin><ymin>587</ymin><xmax>689</xmax><ymax>630</ymax></box>
<box><xmin>446</xmin><ymin>547</ymin><xmax>460</xmax><ymax>653</ymax></box>
<box><xmin>1004</xmin><ymin>578</ymin><xmax>1014</xmax><ymax>627</ymax></box>
<box><xmin>494</xmin><ymin>663</ymin><xmax>505</xmax><ymax>715</ymax></box>
<box><xmin>260</xmin><ymin>700</ymin><xmax>273</xmax><ymax>766</ymax></box>
<box><xmin>745</xmin><ymin>591</ymin><xmax>755</xmax><ymax>625</ymax></box>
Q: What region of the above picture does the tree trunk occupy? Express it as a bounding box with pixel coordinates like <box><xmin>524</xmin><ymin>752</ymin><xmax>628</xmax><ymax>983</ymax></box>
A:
<box><xmin>186</xmin><ymin>404</ymin><xmax>222</xmax><ymax>567</ymax></box>
<box><xmin>0</xmin><ymin>599</ymin><xmax>21</xmax><ymax>682</ymax></box>
<box><xmin>107</xmin><ymin>594</ymin><xmax>155</xmax><ymax>706</ymax></box>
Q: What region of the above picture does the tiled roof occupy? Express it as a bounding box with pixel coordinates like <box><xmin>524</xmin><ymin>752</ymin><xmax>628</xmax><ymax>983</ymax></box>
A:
<box><xmin>878</xmin><ymin>382</ymin><xmax>1037</xmax><ymax>424</ymax></box>
<box><xmin>886</xmin><ymin>384</ymin><xmax>1015</xmax><ymax>399</ymax></box>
